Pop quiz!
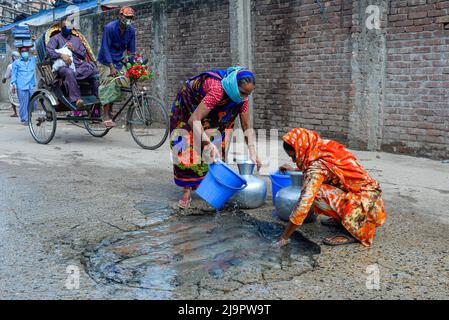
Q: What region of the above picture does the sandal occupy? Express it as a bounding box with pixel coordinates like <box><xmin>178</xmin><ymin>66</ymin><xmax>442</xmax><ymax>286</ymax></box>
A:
<box><xmin>10</xmin><ymin>114</ymin><xmax>18</xmax><ymax>118</ymax></box>
<box><xmin>323</xmin><ymin>234</ymin><xmax>357</xmax><ymax>246</ymax></box>
<box><xmin>321</xmin><ymin>217</ymin><xmax>341</xmax><ymax>228</ymax></box>
<box><xmin>178</xmin><ymin>194</ymin><xmax>192</xmax><ymax>210</ymax></box>
<box><xmin>103</xmin><ymin>119</ymin><xmax>116</xmax><ymax>128</ymax></box>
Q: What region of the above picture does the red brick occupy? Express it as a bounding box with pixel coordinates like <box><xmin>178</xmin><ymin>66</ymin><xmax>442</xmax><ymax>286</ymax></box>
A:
<box><xmin>408</xmin><ymin>11</ymin><xmax>428</xmax><ymax>19</ymax></box>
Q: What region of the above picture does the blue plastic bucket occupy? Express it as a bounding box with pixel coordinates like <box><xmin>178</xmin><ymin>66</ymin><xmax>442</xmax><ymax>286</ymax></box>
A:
<box><xmin>197</xmin><ymin>160</ymin><xmax>248</xmax><ymax>210</ymax></box>
<box><xmin>269</xmin><ymin>171</ymin><xmax>292</xmax><ymax>205</ymax></box>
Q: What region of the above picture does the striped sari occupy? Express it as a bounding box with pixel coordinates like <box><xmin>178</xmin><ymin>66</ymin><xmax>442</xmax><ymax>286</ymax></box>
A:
<box><xmin>169</xmin><ymin>70</ymin><xmax>245</xmax><ymax>188</ymax></box>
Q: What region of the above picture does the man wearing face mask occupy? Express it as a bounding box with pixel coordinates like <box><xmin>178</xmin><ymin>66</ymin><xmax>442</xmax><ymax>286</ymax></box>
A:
<box><xmin>2</xmin><ymin>51</ymin><xmax>21</xmax><ymax>117</ymax></box>
<box><xmin>97</xmin><ymin>6</ymin><xmax>136</xmax><ymax>127</ymax></box>
<box><xmin>11</xmin><ymin>46</ymin><xmax>36</xmax><ymax>125</ymax></box>
<box><xmin>46</xmin><ymin>16</ymin><xmax>100</xmax><ymax>108</ymax></box>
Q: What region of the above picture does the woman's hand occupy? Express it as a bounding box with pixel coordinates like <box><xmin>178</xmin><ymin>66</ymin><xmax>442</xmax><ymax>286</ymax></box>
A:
<box><xmin>204</xmin><ymin>143</ymin><xmax>220</xmax><ymax>163</ymax></box>
<box><xmin>272</xmin><ymin>238</ymin><xmax>290</xmax><ymax>249</ymax></box>
<box><xmin>279</xmin><ymin>163</ymin><xmax>295</xmax><ymax>173</ymax></box>
<box><xmin>249</xmin><ymin>146</ymin><xmax>262</xmax><ymax>171</ymax></box>
<box><xmin>252</xmin><ymin>154</ymin><xmax>263</xmax><ymax>171</ymax></box>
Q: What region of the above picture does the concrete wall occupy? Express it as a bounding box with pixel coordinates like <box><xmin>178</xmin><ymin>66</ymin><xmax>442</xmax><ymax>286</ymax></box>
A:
<box><xmin>348</xmin><ymin>0</ymin><xmax>388</xmax><ymax>151</ymax></box>
<box><xmin>1</xmin><ymin>0</ymin><xmax>448</xmax><ymax>159</ymax></box>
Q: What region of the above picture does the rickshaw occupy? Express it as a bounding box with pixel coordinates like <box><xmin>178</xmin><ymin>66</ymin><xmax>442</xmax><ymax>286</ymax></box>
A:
<box><xmin>29</xmin><ymin>24</ymin><xmax>169</xmax><ymax>150</ymax></box>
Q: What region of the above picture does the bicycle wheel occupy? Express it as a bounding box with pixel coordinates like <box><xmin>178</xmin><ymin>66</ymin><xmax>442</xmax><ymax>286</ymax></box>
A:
<box><xmin>28</xmin><ymin>92</ymin><xmax>57</xmax><ymax>144</ymax></box>
<box><xmin>84</xmin><ymin>106</ymin><xmax>111</xmax><ymax>138</ymax></box>
<box><xmin>128</xmin><ymin>95</ymin><xmax>169</xmax><ymax>150</ymax></box>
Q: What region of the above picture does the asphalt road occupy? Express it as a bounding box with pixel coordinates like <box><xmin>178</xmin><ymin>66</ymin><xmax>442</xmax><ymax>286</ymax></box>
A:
<box><xmin>0</xmin><ymin>110</ymin><xmax>448</xmax><ymax>299</ymax></box>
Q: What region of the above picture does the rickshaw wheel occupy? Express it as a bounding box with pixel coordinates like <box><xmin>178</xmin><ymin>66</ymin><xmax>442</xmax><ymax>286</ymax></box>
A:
<box><xmin>83</xmin><ymin>106</ymin><xmax>111</xmax><ymax>138</ymax></box>
<box><xmin>84</xmin><ymin>121</ymin><xmax>111</xmax><ymax>138</ymax></box>
<box><xmin>28</xmin><ymin>92</ymin><xmax>57</xmax><ymax>145</ymax></box>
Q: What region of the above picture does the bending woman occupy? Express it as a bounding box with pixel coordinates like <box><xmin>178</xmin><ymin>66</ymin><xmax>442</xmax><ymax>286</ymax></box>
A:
<box><xmin>170</xmin><ymin>67</ymin><xmax>262</xmax><ymax>209</ymax></box>
<box><xmin>275</xmin><ymin>128</ymin><xmax>387</xmax><ymax>247</ymax></box>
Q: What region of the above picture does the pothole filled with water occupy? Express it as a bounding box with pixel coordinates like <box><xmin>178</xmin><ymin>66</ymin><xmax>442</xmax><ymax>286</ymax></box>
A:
<box><xmin>85</xmin><ymin>202</ymin><xmax>321</xmax><ymax>298</ymax></box>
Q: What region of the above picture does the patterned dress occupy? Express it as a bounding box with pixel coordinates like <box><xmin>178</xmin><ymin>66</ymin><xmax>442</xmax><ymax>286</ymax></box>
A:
<box><xmin>284</xmin><ymin>128</ymin><xmax>387</xmax><ymax>247</ymax></box>
<box><xmin>170</xmin><ymin>70</ymin><xmax>248</xmax><ymax>188</ymax></box>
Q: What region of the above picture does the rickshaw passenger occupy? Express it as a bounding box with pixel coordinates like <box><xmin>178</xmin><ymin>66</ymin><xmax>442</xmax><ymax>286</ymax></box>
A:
<box><xmin>46</xmin><ymin>16</ymin><xmax>99</xmax><ymax>108</ymax></box>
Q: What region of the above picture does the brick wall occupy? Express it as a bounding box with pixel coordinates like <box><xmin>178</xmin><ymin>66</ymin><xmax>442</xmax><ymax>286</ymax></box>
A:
<box><xmin>383</xmin><ymin>0</ymin><xmax>449</xmax><ymax>159</ymax></box>
<box><xmin>165</xmin><ymin>0</ymin><xmax>232</xmax><ymax>102</ymax></box>
<box><xmin>96</xmin><ymin>5</ymin><xmax>153</xmax><ymax>60</ymax></box>
<box><xmin>252</xmin><ymin>0</ymin><xmax>353</xmax><ymax>143</ymax></box>
<box><xmin>4</xmin><ymin>0</ymin><xmax>446</xmax><ymax>159</ymax></box>
<box><xmin>95</xmin><ymin>0</ymin><xmax>232</xmax><ymax>104</ymax></box>
<box><xmin>132</xmin><ymin>6</ymin><xmax>154</xmax><ymax>63</ymax></box>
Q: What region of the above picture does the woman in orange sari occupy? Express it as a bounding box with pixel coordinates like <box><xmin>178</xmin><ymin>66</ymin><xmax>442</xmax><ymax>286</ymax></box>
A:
<box><xmin>275</xmin><ymin>128</ymin><xmax>387</xmax><ymax>247</ymax></box>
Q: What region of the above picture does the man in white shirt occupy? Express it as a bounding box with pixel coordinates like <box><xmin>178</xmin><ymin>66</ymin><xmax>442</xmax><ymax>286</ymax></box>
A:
<box><xmin>2</xmin><ymin>51</ymin><xmax>20</xmax><ymax>117</ymax></box>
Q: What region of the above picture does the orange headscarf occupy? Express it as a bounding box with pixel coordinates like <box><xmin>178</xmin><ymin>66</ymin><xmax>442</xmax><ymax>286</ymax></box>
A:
<box><xmin>283</xmin><ymin>128</ymin><xmax>374</xmax><ymax>193</ymax></box>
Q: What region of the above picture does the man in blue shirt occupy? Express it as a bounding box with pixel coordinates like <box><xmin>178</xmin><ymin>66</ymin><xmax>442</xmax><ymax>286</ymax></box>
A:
<box><xmin>11</xmin><ymin>46</ymin><xmax>37</xmax><ymax>125</ymax></box>
<box><xmin>97</xmin><ymin>6</ymin><xmax>136</xmax><ymax>127</ymax></box>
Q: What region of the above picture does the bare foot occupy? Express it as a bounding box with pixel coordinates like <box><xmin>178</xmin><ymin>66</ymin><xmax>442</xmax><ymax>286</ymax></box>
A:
<box><xmin>75</xmin><ymin>99</ymin><xmax>85</xmax><ymax>109</ymax></box>
<box><xmin>103</xmin><ymin>119</ymin><xmax>116</xmax><ymax>128</ymax></box>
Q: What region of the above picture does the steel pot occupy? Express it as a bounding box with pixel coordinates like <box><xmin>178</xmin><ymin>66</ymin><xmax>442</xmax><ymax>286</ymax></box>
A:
<box><xmin>229</xmin><ymin>162</ymin><xmax>267</xmax><ymax>209</ymax></box>
<box><xmin>275</xmin><ymin>171</ymin><xmax>316</xmax><ymax>223</ymax></box>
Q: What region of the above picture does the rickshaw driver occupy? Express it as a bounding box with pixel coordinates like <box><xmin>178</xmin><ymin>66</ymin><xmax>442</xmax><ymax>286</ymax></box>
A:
<box><xmin>97</xmin><ymin>6</ymin><xmax>136</xmax><ymax>128</ymax></box>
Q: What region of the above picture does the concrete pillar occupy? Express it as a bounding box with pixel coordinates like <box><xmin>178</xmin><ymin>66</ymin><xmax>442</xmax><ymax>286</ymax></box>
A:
<box><xmin>229</xmin><ymin>0</ymin><xmax>255</xmax><ymax>122</ymax></box>
<box><xmin>348</xmin><ymin>0</ymin><xmax>388</xmax><ymax>151</ymax></box>
<box><xmin>151</xmin><ymin>0</ymin><xmax>168</xmax><ymax>106</ymax></box>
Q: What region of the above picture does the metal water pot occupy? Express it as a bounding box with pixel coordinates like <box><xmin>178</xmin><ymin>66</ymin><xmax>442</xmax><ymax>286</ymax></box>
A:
<box><xmin>275</xmin><ymin>171</ymin><xmax>316</xmax><ymax>223</ymax></box>
<box><xmin>229</xmin><ymin>162</ymin><xmax>267</xmax><ymax>209</ymax></box>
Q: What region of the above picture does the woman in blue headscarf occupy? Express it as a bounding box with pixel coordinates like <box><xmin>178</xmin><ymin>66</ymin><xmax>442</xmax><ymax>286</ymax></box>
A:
<box><xmin>170</xmin><ymin>67</ymin><xmax>262</xmax><ymax>209</ymax></box>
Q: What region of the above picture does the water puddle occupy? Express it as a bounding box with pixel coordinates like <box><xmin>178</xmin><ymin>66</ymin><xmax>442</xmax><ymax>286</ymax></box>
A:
<box><xmin>133</xmin><ymin>201</ymin><xmax>176</xmax><ymax>227</ymax></box>
<box><xmin>85</xmin><ymin>203</ymin><xmax>321</xmax><ymax>298</ymax></box>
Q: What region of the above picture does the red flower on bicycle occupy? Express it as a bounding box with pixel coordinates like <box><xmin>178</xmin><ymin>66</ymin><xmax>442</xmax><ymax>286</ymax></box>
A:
<box><xmin>124</xmin><ymin>52</ymin><xmax>154</xmax><ymax>83</ymax></box>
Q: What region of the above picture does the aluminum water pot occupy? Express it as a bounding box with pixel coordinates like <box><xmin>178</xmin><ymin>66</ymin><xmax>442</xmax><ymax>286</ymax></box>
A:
<box><xmin>275</xmin><ymin>171</ymin><xmax>316</xmax><ymax>223</ymax></box>
<box><xmin>229</xmin><ymin>162</ymin><xmax>267</xmax><ymax>209</ymax></box>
